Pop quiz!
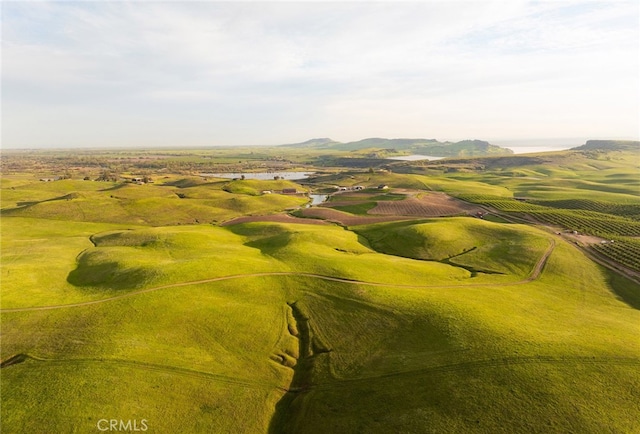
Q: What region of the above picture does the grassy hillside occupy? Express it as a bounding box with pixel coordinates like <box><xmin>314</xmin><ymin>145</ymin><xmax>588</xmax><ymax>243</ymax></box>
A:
<box><xmin>1</xmin><ymin>277</ymin><xmax>294</xmax><ymax>433</ymax></box>
<box><xmin>281</xmin><ymin>137</ymin><xmax>513</xmax><ymax>157</ymax></box>
<box><xmin>2</xmin><ymin>146</ymin><xmax>640</xmax><ymax>433</ymax></box>
<box><xmin>1</xmin><ymin>180</ymin><xmax>308</xmax><ymax>226</ymax></box>
<box><xmin>354</xmin><ymin>218</ymin><xmax>550</xmax><ymax>276</ymax></box>
<box><xmin>3</xmin><ymin>214</ymin><xmax>639</xmax><ymax>433</ymax></box>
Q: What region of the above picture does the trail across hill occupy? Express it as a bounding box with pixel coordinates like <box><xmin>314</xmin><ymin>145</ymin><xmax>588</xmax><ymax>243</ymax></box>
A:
<box><xmin>0</xmin><ymin>240</ymin><xmax>554</xmax><ymax>314</ymax></box>
<box><xmin>0</xmin><ymin>353</ymin><xmax>285</xmax><ymax>390</ymax></box>
<box><xmin>4</xmin><ymin>351</ymin><xmax>637</xmax><ymax>393</ymax></box>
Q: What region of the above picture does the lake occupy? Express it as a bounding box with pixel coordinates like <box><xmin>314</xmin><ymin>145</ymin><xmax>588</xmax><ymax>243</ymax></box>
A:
<box><xmin>308</xmin><ymin>194</ymin><xmax>330</xmax><ymax>206</ymax></box>
<box><xmin>506</xmin><ymin>145</ymin><xmax>574</xmax><ymax>154</ymax></box>
<box><xmin>494</xmin><ymin>139</ymin><xmax>582</xmax><ymax>155</ymax></box>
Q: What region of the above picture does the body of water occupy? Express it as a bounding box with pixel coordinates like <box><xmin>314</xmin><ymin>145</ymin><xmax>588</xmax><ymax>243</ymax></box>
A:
<box><xmin>308</xmin><ymin>194</ymin><xmax>330</xmax><ymax>206</ymax></box>
<box><xmin>494</xmin><ymin>139</ymin><xmax>583</xmax><ymax>155</ymax></box>
<box><xmin>506</xmin><ymin>145</ymin><xmax>574</xmax><ymax>154</ymax></box>
<box><xmin>200</xmin><ymin>171</ymin><xmax>315</xmax><ymax>180</ymax></box>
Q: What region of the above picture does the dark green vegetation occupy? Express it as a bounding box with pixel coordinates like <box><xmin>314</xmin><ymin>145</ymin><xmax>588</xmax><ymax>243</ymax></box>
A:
<box><xmin>1</xmin><ymin>140</ymin><xmax>639</xmax><ymax>433</ymax></box>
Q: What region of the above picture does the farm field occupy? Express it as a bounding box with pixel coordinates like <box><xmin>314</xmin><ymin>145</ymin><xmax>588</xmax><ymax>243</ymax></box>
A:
<box><xmin>1</xmin><ymin>142</ymin><xmax>640</xmax><ymax>433</ymax></box>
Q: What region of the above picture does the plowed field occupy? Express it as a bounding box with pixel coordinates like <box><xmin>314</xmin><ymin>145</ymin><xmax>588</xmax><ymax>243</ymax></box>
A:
<box><xmin>297</xmin><ymin>207</ymin><xmax>417</xmax><ymax>226</ymax></box>
<box><xmin>370</xmin><ymin>193</ymin><xmax>478</xmax><ymax>217</ymax></box>
<box><xmin>221</xmin><ymin>213</ymin><xmax>329</xmax><ymax>226</ymax></box>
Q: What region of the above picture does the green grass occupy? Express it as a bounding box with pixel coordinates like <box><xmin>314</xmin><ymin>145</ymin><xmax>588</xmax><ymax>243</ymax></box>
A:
<box><xmin>354</xmin><ymin>218</ymin><xmax>550</xmax><ymax>276</ymax></box>
<box><xmin>268</xmin><ymin>239</ymin><xmax>640</xmax><ymax>433</ymax></box>
<box><xmin>223</xmin><ymin>179</ymin><xmax>305</xmax><ymax>196</ymax></box>
<box><xmin>1</xmin><ymin>217</ymin><xmax>148</xmax><ymax>308</ymax></box>
<box><xmin>5</xmin><ymin>247</ymin><xmax>639</xmax><ymax>433</ymax></box>
<box><xmin>1</xmin><ymin>182</ymin><xmax>308</xmax><ymax>226</ymax></box>
<box><xmin>331</xmin><ymin>202</ymin><xmax>378</xmax><ymax>215</ymax></box>
<box><xmin>1</xmin><ymin>277</ymin><xmax>294</xmax><ymax>433</ymax></box>
<box><xmin>228</xmin><ymin>222</ymin><xmax>473</xmax><ymax>285</ymax></box>
<box><xmin>2</xmin><ymin>148</ymin><xmax>640</xmax><ymax>433</ymax></box>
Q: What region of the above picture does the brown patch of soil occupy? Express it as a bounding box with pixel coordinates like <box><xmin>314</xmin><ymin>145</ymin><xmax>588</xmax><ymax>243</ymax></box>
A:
<box><xmin>562</xmin><ymin>232</ymin><xmax>609</xmax><ymax>246</ymax></box>
<box><xmin>221</xmin><ymin>213</ymin><xmax>329</xmax><ymax>226</ymax></box>
<box><xmin>321</xmin><ymin>200</ymin><xmax>370</xmax><ymax>207</ymax></box>
<box><xmin>298</xmin><ymin>207</ymin><xmax>417</xmax><ymax>226</ymax></box>
<box><xmin>369</xmin><ymin>192</ymin><xmax>479</xmax><ymax>217</ymax></box>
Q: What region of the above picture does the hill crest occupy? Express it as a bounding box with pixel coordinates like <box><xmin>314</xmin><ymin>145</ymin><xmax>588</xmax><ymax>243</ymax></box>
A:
<box><xmin>572</xmin><ymin>140</ymin><xmax>640</xmax><ymax>151</ymax></box>
<box><xmin>280</xmin><ymin>137</ymin><xmax>513</xmax><ymax>157</ymax></box>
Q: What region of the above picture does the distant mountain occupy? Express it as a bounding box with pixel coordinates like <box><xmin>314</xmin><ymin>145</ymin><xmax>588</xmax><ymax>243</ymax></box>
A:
<box><xmin>334</xmin><ymin>138</ymin><xmax>439</xmax><ymax>151</ymax></box>
<box><xmin>280</xmin><ymin>137</ymin><xmax>512</xmax><ymax>157</ymax></box>
<box><xmin>281</xmin><ymin>138</ymin><xmax>337</xmax><ymax>148</ymax></box>
<box><xmin>572</xmin><ymin>140</ymin><xmax>640</xmax><ymax>152</ymax></box>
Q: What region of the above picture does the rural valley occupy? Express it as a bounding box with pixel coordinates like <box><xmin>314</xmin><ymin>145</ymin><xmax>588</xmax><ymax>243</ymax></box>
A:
<box><xmin>1</xmin><ymin>139</ymin><xmax>639</xmax><ymax>433</ymax></box>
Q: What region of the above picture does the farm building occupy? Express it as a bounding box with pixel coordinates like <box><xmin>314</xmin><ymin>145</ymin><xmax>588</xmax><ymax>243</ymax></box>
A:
<box><xmin>282</xmin><ymin>188</ymin><xmax>298</xmax><ymax>194</ymax></box>
<box><xmin>377</xmin><ymin>184</ymin><xmax>389</xmax><ymax>190</ymax></box>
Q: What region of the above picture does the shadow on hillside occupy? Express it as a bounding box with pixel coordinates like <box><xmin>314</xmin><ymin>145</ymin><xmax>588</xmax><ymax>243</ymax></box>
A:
<box><xmin>269</xmin><ymin>301</ymin><xmax>332</xmax><ymax>433</ymax></box>
<box><xmin>98</xmin><ymin>184</ymin><xmax>128</xmax><ymax>192</ymax></box>
<box><xmin>605</xmin><ymin>269</ymin><xmax>640</xmax><ymax>310</ymax></box>
<box><xmin>67</xmin><ymin>258</ymin><xmax>152</xmax><ymax>290</ymax></box>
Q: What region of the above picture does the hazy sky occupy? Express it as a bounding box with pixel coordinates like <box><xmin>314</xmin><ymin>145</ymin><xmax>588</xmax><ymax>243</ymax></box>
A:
<box><xmin>2</xmin><ymin>1</ymin><xmax>639</xmax><ymax>148</ymax></box>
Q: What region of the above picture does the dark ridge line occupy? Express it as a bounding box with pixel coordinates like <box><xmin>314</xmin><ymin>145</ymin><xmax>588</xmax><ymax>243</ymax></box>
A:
<box><xmin>0</xmin><ymin>353</ymin><xmax>28</xmax><ymax>368</ymax></box>
<box><xmin>1</xmin><ymin>240</ymin><xmax>555</xmax><ymax>314</ymax></box>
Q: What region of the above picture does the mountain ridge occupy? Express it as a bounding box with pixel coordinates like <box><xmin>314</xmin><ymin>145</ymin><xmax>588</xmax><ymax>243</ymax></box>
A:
<box><xmin>280</xmin><ymin>137</ymin><xmax>513</xmax><ymax>157</ymax></box>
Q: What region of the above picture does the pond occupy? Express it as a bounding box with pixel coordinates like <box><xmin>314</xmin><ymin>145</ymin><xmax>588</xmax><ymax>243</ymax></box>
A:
<box><xmin>307</xmin><ymin>194</ymin><xmax>330</xmax><ymax>206</ymax></box>
<box><xmin>200</xmin><ymin>171</ymin><xmax>315</xmax><ymax>180</ymax></box>
<box><xmin>506</xmin><ymin>145</ymin><xmax>573</xmax><ymax>154</ymax></box>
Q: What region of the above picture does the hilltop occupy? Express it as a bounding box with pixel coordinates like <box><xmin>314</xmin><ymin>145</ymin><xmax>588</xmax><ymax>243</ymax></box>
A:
<box><xmin>572</xmin><ymin>139</ymin><xmax>639</xmax><ymax>152</ymax></box>
<box><xmin>281</xmin><ymin>137</ymin><xmax>513</xmax><ymax>157</ymax></box>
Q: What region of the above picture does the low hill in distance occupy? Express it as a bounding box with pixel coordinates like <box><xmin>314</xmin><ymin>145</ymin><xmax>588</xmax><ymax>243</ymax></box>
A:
<box><xmin>281</xmin><ymin>137</ymin><xmax>513</xmax><ymax>157</ymax></box>
<box><xmin>572</xmin><ymin>139</ymin><xmax>640</xmax><ymax>152</ymax></box>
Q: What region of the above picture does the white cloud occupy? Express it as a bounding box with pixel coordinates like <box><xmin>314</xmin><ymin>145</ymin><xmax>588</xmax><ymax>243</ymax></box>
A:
<box><xmin>2</xmin><ymin>1</ymin><xmax>638</xmax><ymax>147</ymax></box>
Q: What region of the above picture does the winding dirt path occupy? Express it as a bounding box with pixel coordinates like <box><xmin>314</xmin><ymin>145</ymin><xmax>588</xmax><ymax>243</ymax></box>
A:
<box><xmin>1</xmin><ymin>241</ymin><xmax>555</xmax><ymax>314</ymax></box>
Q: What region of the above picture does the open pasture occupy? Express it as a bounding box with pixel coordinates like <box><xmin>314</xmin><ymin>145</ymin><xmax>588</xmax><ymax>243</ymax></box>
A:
<box><xmin>1</xmin><ymin>179</ymin><xmax>309</xmax><ymax>226</ymax></box>
<box><xmin>2</xmin><ymin>144</ymin><xmax>640</xmax><ymax>433</ymax></box>
<box><xmin>353</xmin><ymin>218</ymin><xmax>550</xmax><ymax>277</ymax></box>
<box><xmin>4</xmin><ymin>218</ymin><xmax>639</xmax><ymax>433</ymax></box>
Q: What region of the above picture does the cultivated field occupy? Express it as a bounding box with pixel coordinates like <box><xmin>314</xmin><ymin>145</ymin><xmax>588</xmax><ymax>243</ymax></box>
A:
<box><xmin>2</xmin><ymin>143</ymin><xmax>639</xmax><ymax>433</ymax></box>
<box><xmin>368</xmin><ymin>192</ymin><xmax>478</xmax><ymax>217</ymax></box>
